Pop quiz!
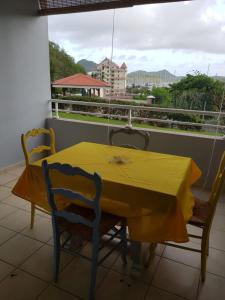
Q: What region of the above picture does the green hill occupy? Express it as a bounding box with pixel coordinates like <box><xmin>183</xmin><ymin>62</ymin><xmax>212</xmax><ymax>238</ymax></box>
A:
<box><xmin>49</xmin><ymin>41</ymin><xmax>86</xmax><ymax>81</ymax></box>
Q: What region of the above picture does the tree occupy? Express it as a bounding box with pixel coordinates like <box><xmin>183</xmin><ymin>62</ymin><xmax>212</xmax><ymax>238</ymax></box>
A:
<box><xmin>151</xmin><ymin>86</ymin><xmax>172</xmax><ymax>106</ymax></box>
<box><xmin>170</xmin><ymin>73</ymin><xmax>225</xmax><ymax>111</ymax></box>
<box><xmin>49</xmin><ymin>41</ymin><xmax>86</xmax><ymax>81</ymax></box>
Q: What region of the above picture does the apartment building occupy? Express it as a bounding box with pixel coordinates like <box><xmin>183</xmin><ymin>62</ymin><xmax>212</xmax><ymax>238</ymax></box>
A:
<box><xmin>97</xmin><ymin>58</ymin><xmax>127</xmax><ymax>96</ymax></box>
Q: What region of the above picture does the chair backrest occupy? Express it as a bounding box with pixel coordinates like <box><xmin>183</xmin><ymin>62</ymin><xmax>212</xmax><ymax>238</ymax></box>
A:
<box><xmin>42</xmin><ymin>160</ymin><xmax>102</xmax><ymax>231</ymax></box>
<box><xmin>109</xmin><ymin>126</ymin><xmax>150</xmax><ymax>150</ymax></box>
<box><xmin>21</xmin><ymin>128</ymin><xmax>56</xmax><ymax>166</ymax></box>
<box><xmin>207</xmin><ymin>151</ymin><xmax>225</xmax><ymax>227</ymax></box>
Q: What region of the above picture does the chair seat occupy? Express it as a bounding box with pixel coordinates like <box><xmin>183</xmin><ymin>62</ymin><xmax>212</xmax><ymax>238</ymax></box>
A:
<box><xmin>189</xmin><ymin>197</ymin><xmax>211</xmax><ymax>226</ymax></box>
<box><xmin>57</xmin><ymin>204</ymin><xmax>124</xmax><ymax>240</ymax></box>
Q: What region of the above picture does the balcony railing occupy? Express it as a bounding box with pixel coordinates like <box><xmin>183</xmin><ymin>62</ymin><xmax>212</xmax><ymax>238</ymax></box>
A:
<box><xmin>51</xmin><ymin>99</ymin><xmax>225</xmax><ymax>136</ymax></box>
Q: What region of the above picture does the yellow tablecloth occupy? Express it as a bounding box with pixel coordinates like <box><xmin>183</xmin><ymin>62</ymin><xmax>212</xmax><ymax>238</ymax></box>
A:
<box><xmin>12</xmin><ymin>142</ymin><xmax>201</xmax><ymax>243</ymax></box>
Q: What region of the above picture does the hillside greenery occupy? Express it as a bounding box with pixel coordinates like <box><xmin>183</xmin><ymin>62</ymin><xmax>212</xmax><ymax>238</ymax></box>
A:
<box><xmin>49</xmin><ymin>41</ymin><xmax>86</xmax><ymax>81</ymax></box>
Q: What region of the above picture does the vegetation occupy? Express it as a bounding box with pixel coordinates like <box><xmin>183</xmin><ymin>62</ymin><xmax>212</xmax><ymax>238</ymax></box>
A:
<box><xmin>151</xmin><ymin>86</ymin><xmax>171</xmax><ymax>106</ymax></box>
<box><xmin>170</xmin><ymin>72</ymin><xmax>225</xmax><ymax>111</ymax></box>
<box><xmin>49</xmin><ymin>41</ymin><xmax>86</xmax><ymax>81</ymax></box>
<box><xmin>54</xmin><ymin>73</ymin><xmax>225</xmax><ymax>136</ymax></box>
<box><xmin>56</xmin><ymin>112</ymin><xmax>223</xmax><ymax>136</ymax></box>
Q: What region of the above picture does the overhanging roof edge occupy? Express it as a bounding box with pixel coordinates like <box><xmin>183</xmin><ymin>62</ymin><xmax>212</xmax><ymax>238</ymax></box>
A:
<box><xmin>39</xmin><ymin>0</ymin><xmax>192</xmax><ymax>16</ymax></box>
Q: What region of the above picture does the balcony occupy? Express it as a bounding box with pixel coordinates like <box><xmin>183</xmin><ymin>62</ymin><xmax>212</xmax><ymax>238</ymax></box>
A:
<box><xmin>1</xmin><ymin>0</ymin><xmax>225</xmax><ymax>299</ymax></box>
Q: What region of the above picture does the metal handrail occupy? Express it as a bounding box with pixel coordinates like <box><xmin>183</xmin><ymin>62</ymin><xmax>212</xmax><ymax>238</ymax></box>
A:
<box><xmin>50</xmin><ymin>99</ymin><xmax>225</xmax><ymax>131</ymax></box>
<box><xmin>51</xmin><ymin>99</ymin><xmax>225</xmax><ymax>117</ymax></box>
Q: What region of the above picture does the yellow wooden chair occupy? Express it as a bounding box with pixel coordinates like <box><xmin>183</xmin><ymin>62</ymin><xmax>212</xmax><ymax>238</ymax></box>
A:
<box><xmin>21</xmin><ymin>127</ymin><xmax>56</xmax><ymax>228</ymax></box>
<box><xmin>162</xmin><ymin>151</ymin><xmax>225</xmax><ymax>281</ymax></box>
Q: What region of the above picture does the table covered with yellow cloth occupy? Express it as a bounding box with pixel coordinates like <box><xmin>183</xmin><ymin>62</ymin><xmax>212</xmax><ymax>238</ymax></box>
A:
<box><xmin>12</xmin><ymin>142</ymin><xmax>201</xmax><ymax>243</ymax></box>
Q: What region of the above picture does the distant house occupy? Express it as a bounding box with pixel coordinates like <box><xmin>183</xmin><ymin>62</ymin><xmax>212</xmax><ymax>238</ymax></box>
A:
<box><xmin>97</xmin><ymin>58</ymin><xmax>127</xmax><ymax>96</ymax></box>
<box><xmin>52</xmin><ymin>73</ymin><xmax>110</xmax><ymax>98</ymax></box>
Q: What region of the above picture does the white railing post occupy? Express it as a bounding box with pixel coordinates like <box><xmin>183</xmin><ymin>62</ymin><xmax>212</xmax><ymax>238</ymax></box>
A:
<box><xmin>55</xmin><ymin>102</ymin><xmax>59</xmax><ymax>119</ymax></box>
<box><xmin>127</xmin><ymin>108</ymin><xmax>132</xmax><ymax>127</ymax></box>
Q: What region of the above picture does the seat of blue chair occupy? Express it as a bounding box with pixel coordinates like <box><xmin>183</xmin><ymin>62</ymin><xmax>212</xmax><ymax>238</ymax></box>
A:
<box><xmin>57</xmin><ymin>204</ymin><xmax>124</xmax><ymax>241</ymax></box>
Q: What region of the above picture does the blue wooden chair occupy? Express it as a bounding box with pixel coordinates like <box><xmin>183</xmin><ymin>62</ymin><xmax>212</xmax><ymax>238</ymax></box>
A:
<box><xmin>42</xmin><ymin>160</ymin><xmax>127</xmax><ymax>300</ymax></box>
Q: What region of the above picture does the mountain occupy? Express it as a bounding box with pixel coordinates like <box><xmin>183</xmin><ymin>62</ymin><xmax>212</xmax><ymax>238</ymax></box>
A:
<box><xmin>127</xmin><ymin>69</ymin><xmax>181</xmax><ymax>86</ymax></box>
<box><xmin>213</xmin><ymin>75</ymin><xmax>225</xmax><ymax>82</ymax></box>
<box><xmin>77</xmin><ymin>59</ymin><xmax>97</xmax><ymax>73</ymax></box>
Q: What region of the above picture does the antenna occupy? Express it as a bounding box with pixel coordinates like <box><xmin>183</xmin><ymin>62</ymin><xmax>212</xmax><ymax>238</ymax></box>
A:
<box><xmin>207</xmin><ymin>64</ymin><xmax>210</xmax><ymax>76</ymax></box>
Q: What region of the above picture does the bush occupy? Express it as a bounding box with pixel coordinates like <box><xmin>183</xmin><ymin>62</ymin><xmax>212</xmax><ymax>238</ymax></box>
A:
<box><xmin>55</xmin><ymin>96</ymin><xmax>202</xmax><ymax>131</ymax></box>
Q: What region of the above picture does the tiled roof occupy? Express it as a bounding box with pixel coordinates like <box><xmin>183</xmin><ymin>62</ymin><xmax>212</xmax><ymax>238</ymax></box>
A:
<box><xmin>52</xmin><ymin>73</ymin><xmax>110</xmax><ymax>88</ymax></box>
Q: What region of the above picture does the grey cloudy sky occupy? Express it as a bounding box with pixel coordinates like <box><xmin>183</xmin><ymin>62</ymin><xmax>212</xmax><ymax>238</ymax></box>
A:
<box><xmin>48</xmin><ymin>0</ymin><xmax>225</xmax><ymax>75</ymax></box>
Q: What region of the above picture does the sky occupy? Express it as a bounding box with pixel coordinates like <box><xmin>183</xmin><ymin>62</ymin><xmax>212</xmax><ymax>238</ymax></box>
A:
<box><xmin>48</xmin><ymin>0</ymin><xmax>225</xmax><ymax>76</ymax></box>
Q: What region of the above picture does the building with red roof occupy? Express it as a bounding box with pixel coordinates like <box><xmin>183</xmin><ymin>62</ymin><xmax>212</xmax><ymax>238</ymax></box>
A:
<box><xmin>52</xmin><ymin>73</ymin><xmax>110</xmax><ymax>97</ymax></box>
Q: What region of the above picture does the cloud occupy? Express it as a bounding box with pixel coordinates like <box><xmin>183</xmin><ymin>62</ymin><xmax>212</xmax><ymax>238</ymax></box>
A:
<box><xmin>48</xmin><ymin>0</ymin><xmax>225</xmax><ymax>54</ymax></box>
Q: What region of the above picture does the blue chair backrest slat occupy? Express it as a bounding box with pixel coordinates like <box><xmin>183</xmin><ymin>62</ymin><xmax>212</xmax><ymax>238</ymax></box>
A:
<box><xmin>52</xmin><ymin>188</ymin><xmax>95</xmax><ymax>209</ymax></box>
<box><xmin>47</xmin><ymin>162</ymin><xmax>97</xmax><ymax>181</ymax></box>
<box><xmin>55</xmin><ymin>211</ymin><xmax>93</xmax><ymax>228</ymax></box>
<box><xmin>42</xmin><ymin>160</ymin><xmax>102</xmax><ymax>229</ymax></box>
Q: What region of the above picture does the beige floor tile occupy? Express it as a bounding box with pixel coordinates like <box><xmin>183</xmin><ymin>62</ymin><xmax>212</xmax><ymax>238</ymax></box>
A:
<box><xmin>210</xmin><ymin>229</ymin><xmax>225</xmax><ymax>251</ymax></box>
<box><xmin>0</xmin><ymin>172</ymin><xmax>18</xmax><ymax>185</ymax></box>
<box><xmin>6</xmin><ymin>166</ymin><xmax>25</xmax><ymax>177</ymax></box>
<box><xmin>5</xmin><ymin>178</ymin><xmax>19</xmax><ymax>188</ymax></box>
<box><xmin>0</xmin><ymin>260</ymin><xmax>15</xmax><ymax>281</ymax></box>
<box><xmin>0</xmin><ymin>203</ymin><xmax>17</xmax><ymax>221</ymax></box>
<box><xmin>2</xmin><ymin>194</ymin><xmax>29</xmax><ymax>210</ymax></box>
<box><xmin>112</xmin><ymin>253</ymin><xmax>160</xmax><ymax>284</ymax></box>
<box><xmin>96</xmin><ymin>270</ymin><xmax>148</xmax><ymax>300</ymax></box>
<box><xmin>163</xmin><ymin>242</ymin><xmax>201</xmax><ymax>269</ymax></box>
<box><xmin>0</xmin><ymin>269</ymin><xmax>47</xmax><ymax>300</ymax></box>
<box><xmin>36</xmin><ymin>210</ymin><xmax>51</xmax><ymax>219</ymax></box>
<box><xmin>0</xmin><ymin>234</ymin><xmax>43</xmax><ymax>266</ymax></box>
<box><xmin>0</xmin><ymin>209</ymin><xmax>30</xmax><ymax>232</ymax></box>
<box><xmin>47</xmin><ymin>237</ymin><xmax>54</xmax><ymax>246</ymax></box>
<box><xmin>146</xmin><ymin>287</ymin><xmax>186</xmax><ymax>300</ymax></box>
<box><xmin>212</xmin><ymin>214</ymin><xmax>225</xmax><ymax>231</ymax></box>
<box><xmin>207</xmin><ymin>248</ymin><xmax>225</xmax><ymax>278</ymax></box>
<box><xmin>81</xmin><ymin>242</ymin><xmax>120</xmax><ymax>269</ymax></box>
<box><xmin>22</xmin><ymin>216</ymin><xmax>53</xmax><ymax>243</ymax></box>
<box><xmin>216</xmin><ymin>202</ymin><xmax>225</xmax><ymax>217</ymax></box>
<box><xmin>153</xmin><ymin>258</ymin><xmax>200</xmax><ymax>300</ymax></box>
<box><xmin>187</xmin><ymin>225</ymin><xmax>202</xmax><ymax>245</ymax></box>
<box><xmin>21</xmin><ymin>244</ymin><xmax>74</xmax><ymax>282</ymax></box>
<box><xmin>0</xmin><ymin>186</ymin><xmax>11</xmax><ymax>201</ymax></box>
<box><xmin>37</xmin><ymin>285</ymin><xmax>79</xmax><ymax>300</ymax></box>
<box><xmin>0</xmin><ymin>226</ymin><xmax>17</xmax><ymax>246</ymax></box>
<box><xmin>155</xmin><ymin>244</ymin><xmax>166</xmax><ymax>256</ymax></box>
<box><xmin>57</xmin><ymin>258</ymin><xmax>108</xmax><ymax>299</ymax></box>
<box><xmin>198</xmin><ymin>272</ymin><xmax>225</xmax><ymax>300</ymax></box>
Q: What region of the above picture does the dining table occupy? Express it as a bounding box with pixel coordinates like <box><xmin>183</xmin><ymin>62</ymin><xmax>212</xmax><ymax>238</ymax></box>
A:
<box><xmin>12</xmin><ymin>141</ymin><xmax>201</xmax><ymax>272</ymax></box>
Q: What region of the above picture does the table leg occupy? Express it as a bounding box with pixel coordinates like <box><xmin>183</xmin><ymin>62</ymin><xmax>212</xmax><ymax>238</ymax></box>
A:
<box><xmin>130</xmin><ymin>241</ymin><xmax>151</xmax><ymax>278</ymax></box>
<box><xmin>129</xmin><ymin>241</ymin><xmax>158</xmax><ymax>277</ymax></box>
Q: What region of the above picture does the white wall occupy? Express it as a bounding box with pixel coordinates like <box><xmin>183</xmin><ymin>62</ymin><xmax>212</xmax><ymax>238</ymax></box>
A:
<box><xmin>0</xmin><ymin>0</ymin><xmax>51</xmax><ymax>168</ymax></box>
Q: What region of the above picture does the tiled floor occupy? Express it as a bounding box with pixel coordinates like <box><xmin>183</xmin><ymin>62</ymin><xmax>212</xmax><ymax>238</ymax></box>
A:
<box><xmin>0</xmin><ymin>165</ymin><xmax>225</xmax><ymax>300</ymax></box>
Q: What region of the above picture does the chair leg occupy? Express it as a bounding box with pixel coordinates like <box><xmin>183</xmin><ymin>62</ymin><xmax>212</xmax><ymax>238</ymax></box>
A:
<box><xmin>89</xmin><ymin>235</ymin><xmax>99</xmax><ymax>300</ymax></box>
<box><xmin>30</xmin><ymin>203</ymin><xmax>35</xmax><ymax>229</ymax></box>
<box><xmin>145</xmin><ymin>243</ymin><xmax>157</xmax><ymax>268</ymax></box>
<box><xmin>53</xmin><ymin>225</ymin><xmax>61</xmax><ymax>282</ymax></box>
<box><xmin>201</xmin><ymin>236</ymin><xmax>208</xmax><ymax>282</ymax></box>
<box><xmin>120</xmin><ymin>223</ymin><xmax>127</xmax><ymax>265</ymax></box>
